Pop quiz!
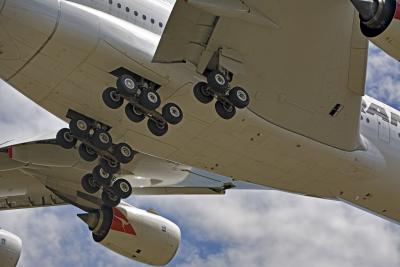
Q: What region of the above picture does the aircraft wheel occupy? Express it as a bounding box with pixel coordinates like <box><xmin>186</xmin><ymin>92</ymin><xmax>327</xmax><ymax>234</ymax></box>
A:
<box><xmin>147</xmin><ymin>119</ymin><xmax>168</xmax><ymax>136</ymax></box>
<box><xmin>78</xmin><ymin>143</ymin><xmax>98</xmax><ymax>162</ymax></box>
<box><xmin>91</xmin><ymin>130</ymin><xmax>112</xmax><ymax>151</ymax></box>
<box><xmin>229</xmin><ymin>87</ymin><xmax>250</xmax><ymax>109</ymax></box>
<box><xmin>215</xmin><ymin>101</ymin><xmax>236</xmax><ymax>120</ymax></box>
<box><xmin>113</xmin><ymin>143</ymin><xmax>135</xmax><ymax>164</ymax></box>
<box><xmin>70</xmin><ymin>118</ymin><xmax>91</xmax><ymax>138</ymax></box>
<box><xmin>99</xmin><ymin>158</ymin><xmax>120</xmax><ymax>174</ymax></box>
<box><xmin>113</xmin><ymin>179</ymin><xmax>132</xmax><ymax>199</ymax></box>
<box><xmin>162</xmin><ymin>103</ymin><xmax>183</xmax><ymax>125</ymax></box>
<box><xmin>193</xmin><ymin>82</ymin><xmax>213</xmax><ymax>104</ymax></box>
<box><xmin>140</xmin><ymin>89</ymin><xmax>161</xmax><ymax>110</ymax></box>
<box><xmin>93</xmin><ymin>165</ymin><xmax>112</xmax><ymax>186</ymax></box>
<box><xmin>116</xmin><ymin>74</ymin><xmax>139</xmax><ymax>96</ymax></box>
<box><xmin>56</xmin><ymin>128</ymin><xmax>77</xmax><ymax>149</ymax></box>
<box><xmin>207</xmin><ymin>70</ymin><xmax>229</xmax><ymax>92</ymax></box>
<box><xmin>102</xmin><ymin>87</ymin><xmax>124</xmax><ymax>109</ymax></box>
<box><xmin>102</xmin><ymin>191</ymin><xmax>121</xmax><ymax>208</ymax></box>
<box><xmin>125</xmin><ymin>103</ymin><xmax>146</xmax><ymax>122</ymax></box>
<box><xmin>81</xmin><ymin>174</ymin><xmax>100</xmax><ymax>194</ymax></box>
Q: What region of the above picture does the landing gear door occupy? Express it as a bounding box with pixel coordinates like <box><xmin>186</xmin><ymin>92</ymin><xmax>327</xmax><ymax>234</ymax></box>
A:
<box><xmin>378</xmin><ymin>116</ymin><xmax>390</xmax><ymax>143</ymax></box>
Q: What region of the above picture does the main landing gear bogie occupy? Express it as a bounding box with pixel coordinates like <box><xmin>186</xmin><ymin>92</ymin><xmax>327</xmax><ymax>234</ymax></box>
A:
<box><xmin>102</xmin><ymin>73</ymin><xmax>183</xmax><ymax>137</ymax></box>
<box><xmin>56</xmin><ymin>112</ymin><xmax>135</xmax><ymax>208</ymax></box>
<box><xmin>193</xmin><ymin>70</ymin><xmax>250</xmax><ymax>120</ymax></box>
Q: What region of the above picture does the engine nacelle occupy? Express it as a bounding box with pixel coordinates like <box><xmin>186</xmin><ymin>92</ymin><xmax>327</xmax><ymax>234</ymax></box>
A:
<box><xmin>0</xmin><ymin>229</ymin><xmax>22</xmax><ymax>267</ymax></box>
<box><xmin>78</xmin><ymin>203</ymin><xmax>180</xmax><ymax>266</ymax></box>
<box><xmin>352</xmin><ymin>0</ymin><xmax>400</xmax><ymax>59</ymax></box>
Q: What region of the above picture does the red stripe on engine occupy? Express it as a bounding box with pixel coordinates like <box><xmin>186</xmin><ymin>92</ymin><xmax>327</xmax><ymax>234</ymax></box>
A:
<box><xmin>395</xmin><ymin>0</ymin><xmax>400</xmax><ymax>20</ymax></box>
<box><xmin>111</xmin><ymin>208</ymin><xmax>136</xmax><ymax>236</ymax></box>
<box><xmin>7</xmin><ymin>147</ymin><xmax>12</xmax><ymax>159</ymax></box>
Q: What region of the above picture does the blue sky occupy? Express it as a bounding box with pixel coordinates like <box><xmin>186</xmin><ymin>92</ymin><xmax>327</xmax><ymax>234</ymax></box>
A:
<box><xmin>1</xmin><ymin>43</ymin><xmax>400</xmax><ymax>267</ymax></box>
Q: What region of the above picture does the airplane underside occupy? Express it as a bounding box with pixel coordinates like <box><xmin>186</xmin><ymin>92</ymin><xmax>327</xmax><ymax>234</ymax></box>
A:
<box><xmin>2</xmin><ymin>0</ymin><xmax>400</xmax><ymax>265</ymax></box>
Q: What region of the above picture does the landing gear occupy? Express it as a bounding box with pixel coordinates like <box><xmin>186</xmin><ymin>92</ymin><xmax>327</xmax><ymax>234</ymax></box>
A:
<box><xmin>56</xmin><ymin>128</ymin><xmax>77</xmax><ymax>149</ymax></box>
<box><xmin>102</xmin><ymin>73</ymin><xmax>184</xmax><ymax>137</ymax></box>
<box><xmin>56</xmin><ymin>110</ymin><xmax>136</xmax><ymax>208</ymax></box>
<box><xmin>193</xmin><ymin>70</ymin><xmax>250</xmax><ymax>119</ymax></box>
<box><xmin>81</xmin><ymin>174</ymin><xmax>101</xmax><ymax>194</ymax></box>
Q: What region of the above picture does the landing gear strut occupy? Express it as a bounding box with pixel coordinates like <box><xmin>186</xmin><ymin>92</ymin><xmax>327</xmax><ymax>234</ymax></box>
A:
<box><xmin>193</xmin><ymin>70</ymin><xmax>250</xmax><ymax>119</ymax></box>
<box><xmin>56</xmin><ymin>110</ymin><xmax>135</xmax><ymax>207</ymax></box>
<box><xmin>102</xmin><ymin>73</ymin><xmax>184</xmax><ymax>137</ymax></box>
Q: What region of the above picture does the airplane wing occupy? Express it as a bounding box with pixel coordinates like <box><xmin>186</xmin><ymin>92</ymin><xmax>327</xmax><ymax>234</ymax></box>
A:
<box><xmin>154</xmin><ymin>0</ymin><xmax>368</xmax><ymax>151</ymax></box>
<box><xmin>0</xmin><ymin>138</ymin><xmax>265</xmax><ymax>211</ymax></box>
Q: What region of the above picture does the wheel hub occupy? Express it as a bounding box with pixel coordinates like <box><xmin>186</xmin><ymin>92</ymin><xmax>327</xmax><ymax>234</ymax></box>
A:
<box><xmin>100</xmin><ymin>168</ymin><xmax>110</xmax><ymax>179</ymax></box>
<box><xmin>237</xmin><ymin>90</ymin><xmax>247</xmax><ymax>101</ymax></box>
<box><xmin>170</xmin><ymin>106</ymin><xmax>181</xmax><ymax>118</ymax></box>
<box><xmin>110</xmin><ymin>90</ymin><xmax>121</xmax><ymax>102</ymax></box>
<box><xmin>63</xmin><ymin>131</ymin><xmax>73</xmax><ymax>142</ymax></box>
<box><xmin>86</xmin><ymin>146</ymin><xmax>96</xmax><ymax>155</ymax></box>
<box><xmin>148</xmin><ymin>92</ymin><xmax>158</xmax><ymax>103</ymax></box>
<box><xmin>120</xmin><ymin>146</ymin><xmax>131</xmax><ymax>157</ymax></box>
<box><xmin>124</xmin><ymin>78</ymin><xmax>135</xmax><ymax>90</ymax></box>
<box><xmin>120</xmin><ymin>182</ymin><xmax>130</xmax><ymax>193</ymax></box>
<box><xmin>99</xmin><ymin>133</ymin><xmax>110</xmax><ymax>144</ymax></box>
<box><xmin>88</xmin><ymin>177</ymin><xmax>97</xmax><ymax>187</ymax></box>
<box><xmin>77</xmin><ymin>120</ymin><xmax>88</xmax><ymax>131</ymax></box>
<box><xmin>215</xmin><ymin>74</ymin><xmax>226</xmax><ymax>85</ymax></box>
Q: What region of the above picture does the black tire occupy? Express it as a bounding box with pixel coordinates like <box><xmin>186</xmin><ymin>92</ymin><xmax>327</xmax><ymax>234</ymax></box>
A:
<box><xmin>193</xmin><ymin>82</ymin><xmax>213</xmax><ymax>104</ymax></box>
<box><xmin>91</xmin><ymin>130</ymin><xmax>112</xmax><ymax>151</ymax></box>
<box><xmin>125</xmin><ymin>103</ymin><xmax>146</xmax><ymax>122</ymax></box>
<box><xmin>140</xmin><ymin>89</ymin><xmax>161</xmax><ymax>110</ymax></box>
<box><xmin>102</xmin><ymin>191</ymin><xmax>121</xmax><ymax>207</ymax></box>
<box><xmin>116</xmin><ymin>74</ymin><xmax>139</xmax><ymax>96</ymax></box>
<box><xmin>78</xmin><ymin>143</ymin><xmax>98</xmax><ymax>162</ymax></box>
<box><xmin>147</xmin><ymin>119</ymin><xmax>168</xmax><ymax>136</ymax></box>
<box><xmin>215</xmin><ymin>101</ymin><xmax>236</xmax><ymax>120</ymax></box>
<box><xmin>207</xmin><ymin>70</ymin><xmax>229</xmax><ymax>92</ymax></box>
<box><xmin>56</xmin><ymin>128</ymin><xmax>77</xmax><ymax>149</ymax></box>
<box><xmin>112</xmin><ymin>179</ymin><xmax>132</xmax><ymax>199</ymax></box>
<box><xmin>93</xmin><ymin>165</ymin><xmax>112</xmax><ymax>186</ymax></box>
<box><xmin>162</xmin><ymin>103</ymin><xmax>183</xmax><ymax>125</ymax></box>
<box><xmin>102</xmin><ymin>87</ymin><xmax>124</xmax><ymax>109</ymax></box>
<box><xmin>69</xmin><ymin>118</ymin><xmax>91</xmax><ymax>138</ymax></box>
<box><xmin>99</xmin><ymin>158</ymin><xmax>120</xmax><ymax>174</ymax></box>
<box><xmin>113</xmin><ymin>143</ymin><xmax>134</xmax><ymax>164</ymax></box>
<box><xmin>229</xmin><ymin>87</ymin><xmax>250</xmax><ymax>109</ymax></box>
<box><xmin>81</xmin><ymin>174</ymin><xmax>101</xmax><ymax>194</ymax></box>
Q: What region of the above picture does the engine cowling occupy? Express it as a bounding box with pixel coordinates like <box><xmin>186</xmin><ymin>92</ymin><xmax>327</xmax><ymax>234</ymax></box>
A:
<box><xmin>0</xmin><ymin>228</ymin><xmax>22</xmax><ymax>267</ymax></box>
<box><xmin>78</xmin><ymin>203</ymin><xmax>180</xmax><ymax>266</ymax></box>
<box><xmin>352</xmin><ymin>0</ymin><xmax>400</xmax><ymax>59</ymax></box>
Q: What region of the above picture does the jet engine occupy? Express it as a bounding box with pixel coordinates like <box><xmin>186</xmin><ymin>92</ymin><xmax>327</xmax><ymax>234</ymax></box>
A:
<box><xmin>78</xmin><ymin>203</ymin><xmax>180</xmax><ymax>266</ymax></box>
<box><xmin>351</xmin><ymin>0</ymin><xmax>400</xmax><ymax>59</ymax></box>
<box><xmin>0</xmin><ymin>228</ymin><xmax>22</xmax><ymax>267</ymax></box>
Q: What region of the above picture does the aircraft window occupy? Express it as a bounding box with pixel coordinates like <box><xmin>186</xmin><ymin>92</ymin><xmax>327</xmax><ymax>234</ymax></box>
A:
<box><xmin>126</xmin><ymin>7</ymin><xmax>130</xmax><ymax>12</ymax></box>
<box><xmin>361</xmin><ymin>116</ymin><xmax>363</xmax><ymax>120</ymax></box>
<box><xmin>367</xmin><ymin>103</ymin><xmax>389</xmax><ymax>122</ymax></box>
<box><xmin>117</xmin><ymin>3</ymin><xmax>121</xmax><ymax>8</ymax></box>
<box><xmin>151</xmin><ymin>18</ymin><xmax>155</xmax><ymax>24</ymax></box>
<box><xmin>361</xmin><ymin>100</ymin><xmax>367</xmax><ymax>113</ymax></box>
<box><xmin>159</xmin><ymin>22</ymin><xmax>163</xmax><ymax>28</ymax></box>
<box><xmin>143</xmin><ymin>14</ymin><xmax>147</xmax><ymax>20</ymax></box>
<box><xmin>391</xmin><ymin>112</ymin><xmax>400</xmax><ymax>126</ymax></box>
<box><xmin>134</xmin><ymin>11</ymin><xmax>138</xmax><ymax>16</ymax></box>
<box><xmin>366</xmin><ymin>118</ymin><xmax>370</xmax><ymax>123</ymax></box>
<box><xmin>108</xmin><ymin>0</ymin><xmax>112</xmax><ymax>4</ymax></box>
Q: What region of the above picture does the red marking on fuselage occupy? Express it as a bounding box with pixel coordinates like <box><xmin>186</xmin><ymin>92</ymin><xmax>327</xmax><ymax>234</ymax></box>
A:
<box><xmin>7</xmin><ymin>147</ymin><xmax>12</xmax><ymax>159</ymax></box>
<box><xmin>111</xmin><ymin>208</ymin><xmax>136</xmax><ymax>236</ymax></box>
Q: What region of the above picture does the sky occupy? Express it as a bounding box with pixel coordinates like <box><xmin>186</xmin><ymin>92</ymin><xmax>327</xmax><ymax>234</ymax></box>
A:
<box><xmin>1</xmin><ymin>44</ymin><xmax>400</xmax><ymax>267</ymax></box>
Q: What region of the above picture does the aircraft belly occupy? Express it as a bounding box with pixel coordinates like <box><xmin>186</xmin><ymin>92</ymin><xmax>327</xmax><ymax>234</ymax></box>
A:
<box><xmin>1</xmin><ymin>0</ymin><xmax>383</xmax><ymax>202</ymax></box>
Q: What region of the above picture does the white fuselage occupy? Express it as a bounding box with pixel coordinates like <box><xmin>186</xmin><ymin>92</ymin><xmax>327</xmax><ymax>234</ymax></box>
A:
<box><xmin>2</xmin><ymin>0</ymin><xmax>400</xmax><ymax>221</ymax></box>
